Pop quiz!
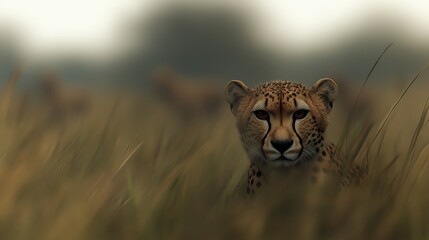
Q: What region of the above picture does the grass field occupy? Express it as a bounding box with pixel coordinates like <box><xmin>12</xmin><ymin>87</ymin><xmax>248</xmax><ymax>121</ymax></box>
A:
<box><xmin>0</xmin><ymin>76</ymin><xmax>429</xmax><ymax>239</ymax></box>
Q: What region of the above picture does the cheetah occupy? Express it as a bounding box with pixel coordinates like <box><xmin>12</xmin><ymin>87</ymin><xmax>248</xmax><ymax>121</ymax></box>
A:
<box><xmin>39</xmin><ymin>71</ymin><xmax>90</xmax><ymax>121</ymax></box>
<box><xmin>152</xmin><ymin>68</ymin><xmax>223</xmax><ymax>117</ymax></box>
<box><xmin>225</xmin><ymin>78</ymin><xmax>342</xmax><ymax>194</ymax></box>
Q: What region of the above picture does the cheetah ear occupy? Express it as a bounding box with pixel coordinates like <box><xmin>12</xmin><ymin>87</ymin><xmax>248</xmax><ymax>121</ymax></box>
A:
<box><xmin>225</xmin><ymin>80</ymin><xmax>249</xmax><ymax>116</ymax></box>
<box><xmin>310</xmin><ymin>78</ymin><xmax>338</xmax><ymax>113</ymax></box>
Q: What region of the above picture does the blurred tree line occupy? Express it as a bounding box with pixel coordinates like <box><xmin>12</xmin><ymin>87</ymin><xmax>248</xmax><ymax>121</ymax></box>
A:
<box><xmin>1</xmin><ymin>6</ymin><xmax>428</xmax><ymax>88</ymax></box>
<box><xmin>113</xmin><ymin>6</ymin><xmax>275</xmax><ymax>85</ymax></box>
<box><xmin>113</xmin><ymin>5</ymin><xmax>429</xmax><ymax>87</ymax></box>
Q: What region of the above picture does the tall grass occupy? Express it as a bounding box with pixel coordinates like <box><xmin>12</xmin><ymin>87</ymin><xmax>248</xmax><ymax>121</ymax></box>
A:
<box><xmin>0</xmin><ymin>75</ymin><xmax>428</xmax><ymax>239</ymax></box>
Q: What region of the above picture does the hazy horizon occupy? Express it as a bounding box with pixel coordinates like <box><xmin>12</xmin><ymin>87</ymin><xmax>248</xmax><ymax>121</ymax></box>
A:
<box><xmin>0</xmin><ymin>1</ymin><xmax>428</xmax><ymax>87</ymax></box>
<box><xmin>0</xmin><ymin>0</ymin><xmax>428</xmax><ymax>61</ymax></box>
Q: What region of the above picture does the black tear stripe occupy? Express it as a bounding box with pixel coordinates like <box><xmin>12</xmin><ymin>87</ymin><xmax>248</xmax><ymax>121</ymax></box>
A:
<box><xmin>264</xmin><ymin>98</ymin><xmax>268</xmax><ymax>107</ymax></box>
<box><xmin>261</xmin><ymin>99</ymin><xmax>271</xmax><ymax>159</ymax></box>
<box><xmin>293</xmin><ymin>98</ymin><xmax>297</xmax><ymax>108</ymax></box>
<box><xmin>292</xmin><ymin>118</ymin><xmax>303</xmax><ymax>159</ymax></box>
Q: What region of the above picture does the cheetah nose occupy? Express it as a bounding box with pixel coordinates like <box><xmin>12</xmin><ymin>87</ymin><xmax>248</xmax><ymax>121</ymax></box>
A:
<box><xmin>271</xmin><ymin>139</ymin><xmax>293</xmax><ymax>153</ymax></box>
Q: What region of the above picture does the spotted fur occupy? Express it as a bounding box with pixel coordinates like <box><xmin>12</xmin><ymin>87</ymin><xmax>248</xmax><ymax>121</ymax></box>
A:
<box><xmin>226</xmin><ymin>79</ymin><xmax>341</xmax><ymax>194</ymax></box>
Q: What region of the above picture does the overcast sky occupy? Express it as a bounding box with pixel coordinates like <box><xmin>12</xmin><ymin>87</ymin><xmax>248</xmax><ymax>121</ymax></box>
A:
<box><xmin>0</xmin><ymin>0</ymin><xmax>428</xmax><ymax>60</ymax></box>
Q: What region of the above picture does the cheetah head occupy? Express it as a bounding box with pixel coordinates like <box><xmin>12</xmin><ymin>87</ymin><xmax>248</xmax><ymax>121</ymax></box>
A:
<box><xmin>225</xmin><ymin>79</ymin><xmax>338</xmax><ymax>167</ymax></box>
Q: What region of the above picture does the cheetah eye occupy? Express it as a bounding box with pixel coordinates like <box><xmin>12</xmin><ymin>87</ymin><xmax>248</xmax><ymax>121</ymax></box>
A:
<box><xmin>293</xmin><ymin>109</ymin><xmax>308</xmax><ymax>120</ymax></box>
<box><xmin>253</xmin><ymin>110</ymin><xmax>269</xmax><ymax>120</ymax></box>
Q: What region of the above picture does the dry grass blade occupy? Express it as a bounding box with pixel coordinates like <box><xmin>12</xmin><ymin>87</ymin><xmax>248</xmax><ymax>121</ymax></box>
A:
<box><xmin>378</xmin><ymin>154</ymin><xmax>401</xmax><ymax>178</ymax></box>
<box><xmin>395</xmin><ymin>96</ymin><xmax>429</xmax><ymax>186</ymax></box>
<box><xmin>375</xmin><ymin>124</ymin><xmax>389</xmax><ymax>161</ymax></box>
<box><xmin>401</xmin><ymin>144</ymin><xmax>429</xmax><ymax>203</ymax></box>
<box><xmin>366</xmin><ymin>63</ymin><xmax>429</xmax><ymax>160</ymax></box>
<box><xmin>407</xmin><ymin>96</ymin><xmax>429</xmax><ymax>157</ymax></box>
<box><xmin>350</xmin><ymin>122</ymin><xmax>373</xmax><ymax>162</ymax></box>
<box><xmin>115</xmin><ymin>141</ymin><xmax>144</xmax><ymax>177</ymax></box>
<box><xmin>337</xmin><ymin>42</ymin><xmax>393</xmax><ymax>150</ymax></box>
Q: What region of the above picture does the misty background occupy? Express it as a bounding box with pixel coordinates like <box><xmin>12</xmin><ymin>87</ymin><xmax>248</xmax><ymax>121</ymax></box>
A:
<box><xmin>0</xmin><ymin>0</ymin><xmax>428</xmax><ymax>89</ymax></box>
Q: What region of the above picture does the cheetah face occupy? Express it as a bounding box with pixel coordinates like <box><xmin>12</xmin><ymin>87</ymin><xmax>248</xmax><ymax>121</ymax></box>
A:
<box><xmin>225</xmin><ymin>79</ymin><xmax>338</xmax><ymax>167</ymax></box>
